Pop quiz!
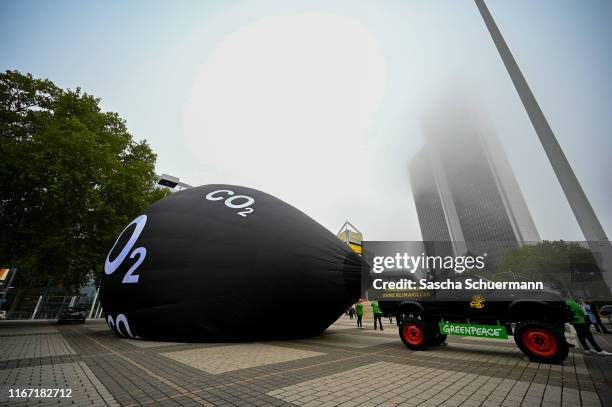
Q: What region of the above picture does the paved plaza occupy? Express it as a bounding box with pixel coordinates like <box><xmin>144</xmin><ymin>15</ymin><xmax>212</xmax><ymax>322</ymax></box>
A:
<box><xmin>0</xmin><ymin>317</ymin><xmax>611</xmax><ymax>406</ymax></box>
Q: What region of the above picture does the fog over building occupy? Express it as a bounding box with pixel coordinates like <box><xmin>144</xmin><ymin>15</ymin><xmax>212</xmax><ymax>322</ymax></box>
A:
<box><xmin>410</xmin><ymin>96</ymin><xmax>540</xmax><ymax>274</ymax></box>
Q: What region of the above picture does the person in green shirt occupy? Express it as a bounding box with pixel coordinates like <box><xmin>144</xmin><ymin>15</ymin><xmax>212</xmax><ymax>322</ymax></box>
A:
<box><xmin>355</xmin><ymin>300</ymin><xmax>363</xmax><ymax>328</ymax></box>
<box><xmin>566</xmin><ymin>298</ymin><xmax>610</xmax><ymax>355</ymax></box>
<box><xmin>371</xmin><ymin>300</ymin><xmax>383</xmax><ymax>331</ymax></box>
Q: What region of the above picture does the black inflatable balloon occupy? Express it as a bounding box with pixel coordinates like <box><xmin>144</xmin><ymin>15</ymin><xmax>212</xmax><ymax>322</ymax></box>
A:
<box><xmin>100</xmin><ymin>185</ymin><xmax>364</xmax><ymax>341</ymax></box>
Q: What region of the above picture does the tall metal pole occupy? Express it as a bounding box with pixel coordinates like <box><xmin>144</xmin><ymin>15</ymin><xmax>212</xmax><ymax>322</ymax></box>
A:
<box><xmin>88</xmin><ymin>288</ymin><xmax>99</xmax><ymax>319</ymax></box>
<box><xmin>31</xmin><ymin>295</ymin><xmax>43</xmax><ymax>320</ymax></box>
<box><xmin>475</xmin><ymin>0</ymin><xmax>612</xmax><ymax>295</ymax></box>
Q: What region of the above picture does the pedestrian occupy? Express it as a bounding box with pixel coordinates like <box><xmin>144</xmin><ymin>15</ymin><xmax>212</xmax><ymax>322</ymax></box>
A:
<box><xmin>566</xmin><ymin>297</ymin><xmax>612</xmax><ymax>355</ymax></box>
<box><xmin>587</xmin><ymin>301</ymin><xmax>611</xmax><ymax>334</ymax></box>
<box><xmin>580</xmin><ymin>299</ymin><xmax>601</xmax><ymax>333</ymax></box>
<box><xmin>348</xmin><ymin>307</ymin><xmax>355</xmax><ymax>320</ymax></box>
<box><xmin>371</xmin><ymin>300</ymin><xmax>383</xmax><ymax>331</ymax></box>
<box><xmin>355</xmin><ymin>300</ymin><xmax>363</xmax><ymax>328</ymax></box>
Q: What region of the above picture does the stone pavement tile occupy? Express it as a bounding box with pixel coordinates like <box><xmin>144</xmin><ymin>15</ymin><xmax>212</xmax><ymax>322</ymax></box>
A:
<box><xmin>580</xmin><ymin>390</ymin><xmax>603</xmax><ymax>407</ymax></box>
<box><xmin>438</xmin><ymin>341</ymin><xmax>522</xmax><ymax>356</ymax></box>
<box><xmin>295</xmin><ymin>333</ymin><xmax>398</xmax><ymax>348</ymax></box>
<box><xmin>325</xmin><ymin>325</ymin><xmax>360</xmax><ymax>331</ymax></box>
<box><xmin>0</xmin><ymin>361</ymin><xmax>117</xmax><ymax>406</ymax></box>
<box><xmin>581</xmin><ymin>333</ymin><xmax>612</xmax><ymax>407</ymax></box>
<box><xmin>77</xmin><ymin>352</ymin><xmax>187</xmax><ymax>406</ymax></box>
<box><xmin>0</xmin><ymin>325</ymin><xmax>59</xmax><ymax>336</ymax></box>
<box><xmin>0</xmin><ymin>334</ymin><xmax>74</xmax><ymax>361</ymax></box>
<box><xmin>351</xmin><ymin>327</ymin><xmax>403</xmax><ymax>339</ymax></box>
<box><xmin>87</xmin><ymin>325</ymin><xmax>113</xmax><ymax>332</ymax></box>
<box><xmin>1</xmin><ymin>319</ymin><xmax>606</xmax><ymax>407</ymax></box>
<box><xmin>267</xmin><ymin>359</ymin><xmax>605</xmax><ymax>407</ymax></box>
<box><xmin>454</xmin><ymin>336</ymin><xmax>517</xmax><ymax>345</ymax></box>
<box><xmin>265</xmin><ymin>361</ymin><xmax>480</xmax><ymax>406</ymax></box>
<box><xmin>121</xmin><ymin>339</ymin><xmax>187</xmax><ymax>348</ymax></box>
<box><xmin>394</xmin><ymin>344</ymin><xmax>528</xmax><ymax>371</ymax></box>
<box><xmin>161</xmin><ymin>343</ymin><xmax>325</xmax><ymax>374</ymax></box>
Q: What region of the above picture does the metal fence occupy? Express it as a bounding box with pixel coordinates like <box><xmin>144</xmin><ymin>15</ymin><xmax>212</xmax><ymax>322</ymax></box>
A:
<box><xmin>3</xmin><ymin>290</ymin><xmax>102</xmax><ymax>320</ymax></box>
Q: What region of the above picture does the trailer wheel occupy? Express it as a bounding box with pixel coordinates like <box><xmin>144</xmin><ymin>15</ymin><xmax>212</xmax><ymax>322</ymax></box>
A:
<box><xmin>514</xmin><ymin>321</ymin><xmax>568</xmax><ymax>363</ymax></box>
<box><xmin>399</xmin><ymin>318</ymin><xmax>430</xmax><ymax>350</ymax></box>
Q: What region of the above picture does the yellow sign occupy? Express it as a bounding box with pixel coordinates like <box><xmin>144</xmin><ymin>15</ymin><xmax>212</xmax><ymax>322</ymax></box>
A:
<box><xmin>348</xmin><ymin>242</ymin><xmax>362</xmax><ymax>254</ymax></box>
<box><xmin>337</xmin><ymin>221</ymin><xmax>363</xmax><ymax>255</ymax></box>
<box><xmin>470</xmin><ymin>294</ymin><xmax>485</xmax><ymax>309</ymax></box>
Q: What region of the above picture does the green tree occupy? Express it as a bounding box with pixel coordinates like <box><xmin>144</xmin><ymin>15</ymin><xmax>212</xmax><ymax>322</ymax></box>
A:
<box><xmin>494</xmin><ymin>240</ymin><xmax>599</xmax><ymax>289</ymax></box>
<box><xmin>0</xmin><ymin>70</ymin><xmax>169</xmax><ymax>288</ymax></box>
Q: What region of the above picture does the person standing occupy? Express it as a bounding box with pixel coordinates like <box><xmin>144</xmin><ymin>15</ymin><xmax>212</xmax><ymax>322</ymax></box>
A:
<box><xmin>580</xmin><ymin>299</ymin><xmax>602</xmax><ymax>333</ymax></box>
<box><xmin>355</xmin><ymin>300</ymin><xmax>363</xmax><ymax>328</ymax></box>
<box><xmin>567</xmin><ymin>298</ymin><xmax>611</xmax><ymax>355</ymax></box>
<box><xmin>587</xmin><ymin>301</ymin><xmax>611</xmax><ymax>334</ymax></box>
<box><xmin>371</xmin><ymin>300</ymin><xmax>383</xmax><ymax>331</ymax></box>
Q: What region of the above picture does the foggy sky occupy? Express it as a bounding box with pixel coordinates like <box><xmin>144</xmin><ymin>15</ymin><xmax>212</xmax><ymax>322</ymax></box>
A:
<box><xmin>1</xmin><ymin>0</ymin><xmax>611</xmax><ymax>241</ymax></box>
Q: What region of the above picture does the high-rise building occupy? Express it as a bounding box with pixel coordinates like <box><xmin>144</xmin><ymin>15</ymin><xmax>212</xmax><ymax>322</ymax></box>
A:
<box><xmin>410</xmin><ymin>98</ymin><xmax>540</xmax><ymax>273</ymax></box>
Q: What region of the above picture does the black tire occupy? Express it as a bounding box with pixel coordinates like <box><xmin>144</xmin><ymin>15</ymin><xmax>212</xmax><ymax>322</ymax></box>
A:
<box><xmin>399</xmin><ymin>318</ymin><xmax>430</xmax><ymax>350</ymax></box>
<box><xmin>514</xmin><ymin>321</ymin><xmax>569</xmax><ymax>363</ymax></box>
<box><xmin>430</xmin><ymin>333</ymin><xmax>448</xmax><ymax>346</ymax></box>
<box><xmin>427</xmin><ymin>318</ymin><xmax>446</xmax><ymax>346</ymax></box>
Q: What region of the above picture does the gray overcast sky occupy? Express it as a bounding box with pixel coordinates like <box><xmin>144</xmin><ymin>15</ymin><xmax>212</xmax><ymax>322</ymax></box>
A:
<box><xmin>1</xmin><ymin>0</ymin><xmax>611</xmax><ymax>241</ymax></box>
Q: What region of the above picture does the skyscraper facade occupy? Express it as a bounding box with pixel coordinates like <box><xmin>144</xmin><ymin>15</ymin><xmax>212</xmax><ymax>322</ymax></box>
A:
<box><xmin>410</xmin><ymin>99</ymin><xmax>540</xmax><ymax>273</ymax></box>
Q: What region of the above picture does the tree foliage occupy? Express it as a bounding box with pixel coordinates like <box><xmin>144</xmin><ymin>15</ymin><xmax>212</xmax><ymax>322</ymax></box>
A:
<box><xmin>0</xmin><ymin>70</ymin><xmax>169</xmax><ymax>288</ymax></box>
<box><xmin>495</xmin><ymin>240</ymin><xmax>599</xmax><ymax>288</ymax></box>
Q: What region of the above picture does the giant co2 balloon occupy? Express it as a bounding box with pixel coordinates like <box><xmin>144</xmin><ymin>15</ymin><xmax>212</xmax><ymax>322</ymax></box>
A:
<box><xmin>99</xmin><ymin>184</ymin><xmax>364</xmax><ymax>341</ymax></box>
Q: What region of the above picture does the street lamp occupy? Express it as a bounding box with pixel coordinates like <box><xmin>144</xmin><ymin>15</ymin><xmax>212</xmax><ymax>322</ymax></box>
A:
<box><xmin>157</xmin><ymin>174</ymin><xmax>193</xmax><ymax>190</ymax></box>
